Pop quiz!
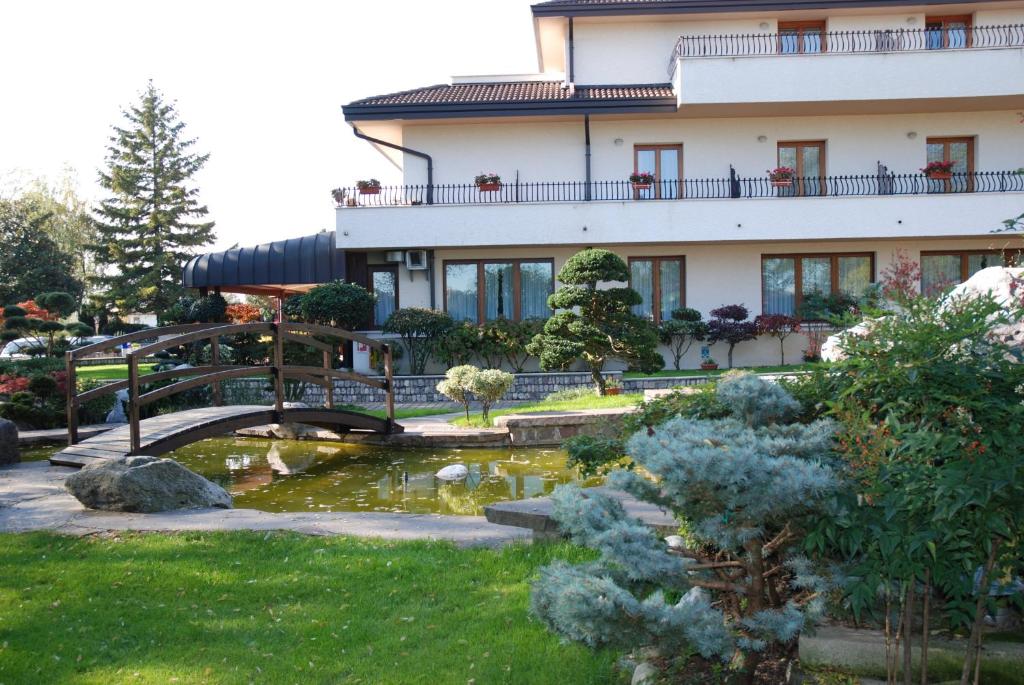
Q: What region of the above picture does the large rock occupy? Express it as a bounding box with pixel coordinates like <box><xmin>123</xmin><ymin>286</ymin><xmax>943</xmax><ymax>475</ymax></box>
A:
<box><xmin>65</xmin><ymin>456</ymin><xmax>232</xmax><ymax>512</ymax></box>
<box><xmin>0</xmin><ymin>418</ymin><xmax>18</xmax><ymax>465</ymax></box>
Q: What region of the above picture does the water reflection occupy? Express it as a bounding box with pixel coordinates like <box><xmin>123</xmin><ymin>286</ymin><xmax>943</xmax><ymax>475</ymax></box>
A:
<box><xmin>167</xmin><ymin>438</ymin><xmax>595</xmax><ymax>516</ymax></box>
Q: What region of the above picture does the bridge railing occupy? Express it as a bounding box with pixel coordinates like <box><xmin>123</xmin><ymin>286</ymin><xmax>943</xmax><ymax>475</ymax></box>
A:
<box><xmin>65</xmin><ymin>321</ymin><xmax>396</xmax><ymax>452</ymax></box>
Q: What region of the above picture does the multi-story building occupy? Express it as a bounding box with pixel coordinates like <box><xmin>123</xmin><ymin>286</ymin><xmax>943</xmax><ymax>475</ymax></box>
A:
<box><xmin>187</xmin><ymin>0</ymin><xmax>1024</xmax><ymax>369</ymax></box>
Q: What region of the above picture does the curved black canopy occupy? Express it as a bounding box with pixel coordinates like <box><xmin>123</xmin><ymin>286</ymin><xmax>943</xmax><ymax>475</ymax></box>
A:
<box><xmin>182</xmin><ymin>231</ymin><xmax>345</xmax><ymax>295</ymax></box>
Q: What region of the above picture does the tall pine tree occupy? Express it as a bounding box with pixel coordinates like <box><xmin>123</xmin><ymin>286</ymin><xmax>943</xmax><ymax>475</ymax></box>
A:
<box><xmin>91</xmin><ymin>82</ymin><xmax>215</xmax><ymax>320</ymax></box>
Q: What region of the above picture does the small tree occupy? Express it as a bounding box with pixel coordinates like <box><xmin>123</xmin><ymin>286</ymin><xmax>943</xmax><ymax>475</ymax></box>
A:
<box><xmin>490</xmin><ymin>317</ymin><xmax>544</xmax><ymax>373</ymax></box>
<box><xmin>1</xmin><ymin>292</ymin><xmax>90</xmax><ymax>356</ymax></box>
<box><xmin>225</xmin><ymin>302</ymin><xmax>263</xmax><ymax>324</ymax></box>
<box><xmin>754</xmin><ymin>314</ymin><xmax>800</xmax><ymax>365</ymax></box>
<box><xmin>471</xmin><ymin>369</ymin><xmax>514</xmax><ymax>423</ymax></box>
<box><xmin>382</xmin><ymin>308</ymin><xmax>454</xmax><ymax>375</ymax></box>
<box><xmin>527</xmin><ymin>249</ymin><xmax>663</xmax><ymax>394</ymax></box>
<box><xmin>435</xmin><ymin>365</ymin><xmax>478</xmax><ymax>422</ymax></box>
<box><xmin>706</xmin><ymin>304</ymin><xmax>757</xmax><ymax>369</ymax></box>
<box><xmin>657</xmin><ymin>307</ymin><xmax>708</xmax><ymax>370</ymax></box>
<box><xmin>299</xmin><ymin>280</ymin><xmax>374</xmax><ymax>330</ymax></box>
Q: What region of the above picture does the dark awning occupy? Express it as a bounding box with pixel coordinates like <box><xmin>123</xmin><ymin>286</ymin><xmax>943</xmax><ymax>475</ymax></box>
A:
<box><xmin>182</xmin><ymin>231</ymin><xmax>345</xmax><ymax>296</ymax></box>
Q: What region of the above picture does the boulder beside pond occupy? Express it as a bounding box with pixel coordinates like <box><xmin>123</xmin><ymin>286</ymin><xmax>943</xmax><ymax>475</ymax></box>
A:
<box><xmin>0</xmin><ymin>418</ymin><xmax>18</xmax><ymax>465</ymax></box>
<box><xmin>65</xmin><ymin>456</ymin><xmax>232</xmax><ymax>513</ymax></box>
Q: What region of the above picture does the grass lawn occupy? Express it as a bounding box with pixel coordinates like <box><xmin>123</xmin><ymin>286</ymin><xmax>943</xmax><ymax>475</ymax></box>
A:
<box><xmin>337</xmin><ymin>405</ymin><xmax>458</xmax><ymax>421</ymax></box>
<box><xmin>76</xmin><ymin>363</ymin><xmax>156</xmax><ymax>382</ymax></box>
<box><xmin>623</xmin><ymin>363</ymin><xmax>816</xmax><ymax>379</ymax></box>
<box><xmin>0</xmin><ymin>532</ymin><xmax>622</xmax><ymax>685</ymax></box>
<box><xmin>450</xmin><ymin>393</ymin><xmax>642</xmax><ymax>428</ymax></box>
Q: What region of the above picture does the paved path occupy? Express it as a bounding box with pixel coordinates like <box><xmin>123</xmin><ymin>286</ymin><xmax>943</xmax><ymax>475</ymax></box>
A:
<box><xmin>0</xmin><ymin>461</ymin><xmax>529</xmax><ymax>547</ymax></box>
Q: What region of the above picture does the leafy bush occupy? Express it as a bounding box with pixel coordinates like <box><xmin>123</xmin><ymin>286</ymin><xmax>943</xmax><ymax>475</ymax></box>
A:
<box><xmin>658</xmin><ymin>307</ymin><xmax>708</xmax><ymax>370</ymax></box>
<box><xmin>754</xmin><ymin>314</ymin><xmax>800</xmax><ymax>365</ymax></box>
<box><xmin>486</xmin><ymin>318</ymin><xmax>544</xmax><ymax>372</ymax></box>
<box><xmin>563</xmin><ymin>434</ymin><xmax>626</xmax><ymax>477</ymax></box>
<box><xmin>435</xmin><ymin>365</ymin><xmax>478</xmax><ymax>421</ymax></box>
<box><xmin>299</xmin><ymin>280</ymin><xmax>374</xmax><ymax>330</ymax></box>
<box><xmin>434</xmin><ymin>322</ymin><xmax>481</xmax><ymax>369</ymax></box>
<box><xmin>382</xmin><ymin>308</ymin><xmax>454</xmax><ymax>375</ymax></box>
<box><xmin>470</xmin><ymin>369</ymin><xmax>514</xmax><ymax>422</ymax></box>
<box><xmin>707</xmin><ymin>304</ymin><xmax>757</xmax><ymax>369</ymax></box>
<box><xmin>527</xmin><ymin>249</ymin><xmax>663</xmax><ymax>394</ymax></box>
<box><xmin>531</xmin><ymin>374</ymin><xmax>840</xmax><ymax>682</ymax></box>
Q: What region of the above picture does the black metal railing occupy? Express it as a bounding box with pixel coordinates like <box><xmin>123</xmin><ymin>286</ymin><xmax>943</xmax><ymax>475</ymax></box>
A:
<box><xmin>333</xmin><ymin>170</ymin><xmax>1024</xmax><ymax>208</ymax></box>
<box><xmin>668</xmin><ymin>23</ymin><xmax>1024</xmax><ymax>75</ymax></box>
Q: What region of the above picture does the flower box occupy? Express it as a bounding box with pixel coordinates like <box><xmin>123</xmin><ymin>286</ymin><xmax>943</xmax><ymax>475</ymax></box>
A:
<box><xmin>700</xmin><ymin>362</ymin><xmax>719</xmax><ymax>371</ymax></box>
<box><xmin>921</xmin><ymin>161</ymin><xmax>955</xmax><ymax>180</ymax></box>
<box><xmin>770</xmin><ymin>179</ymin><xmax>793</xmax><ymax>188</ymax></box>
<box><xmin>477</xmin><ymin>182</ymin><xmax>501</xmax><ymax>192</ymax></box>
<box><xmin>359</xmin><ymin>186</ymin><xmax>381</xmax><ymax>195</ymax></box>
<box><xmin>632</xmin><ymin>183</ymin><xmax>651</xmax><ymax>191</ymax></box>
<box><xmin>605</xmin><ymin>387</ymin><xmax>622</xmax><ymax>396</ymax></box>
<box><xmin>925</xmin><ymin>171</ymin><xmax>953</xmax><ymax>180</ymax></box>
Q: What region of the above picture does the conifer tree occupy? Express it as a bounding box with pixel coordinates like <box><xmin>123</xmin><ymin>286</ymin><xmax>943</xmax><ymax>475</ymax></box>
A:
<box><xmin>91</xmin><ymin>82</ymin><xmax>215</xmax><ymax>320</ymax></box>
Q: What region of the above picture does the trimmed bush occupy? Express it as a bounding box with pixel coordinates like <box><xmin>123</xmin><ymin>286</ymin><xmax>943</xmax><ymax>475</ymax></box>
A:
<box><xmin>382</xmin><ymin>308</ymin><xmax>454</xmax><ymax>375</ymax></box>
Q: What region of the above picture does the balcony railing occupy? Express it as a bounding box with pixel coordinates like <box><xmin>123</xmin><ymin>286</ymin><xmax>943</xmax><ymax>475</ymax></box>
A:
<box><xmin>334</xmin><ymin>170</ymin><xmax>1024</xmax><ymax>208</ymax></box>
<box><xmin>668</xmin><ymin>23</ymin><xmax>1024</xmax><ymax>76</ymax></box>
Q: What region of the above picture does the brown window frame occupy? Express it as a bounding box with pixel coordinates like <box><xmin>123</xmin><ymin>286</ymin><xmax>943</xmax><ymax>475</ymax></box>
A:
<box><xmin>925</xmin><ymin>136</ymin><xmax>975</xmax><ymax>193</ymax></box>
<box><xmin>777</xmin><ymin>20</ymin><xmax>828</xmax><ymax>54</ymax></box>
<box><xmin>442</xmin><ymin>258</ymin><xmax>556</xmax><ymax>323</ymax></box>
<box><xmin>627</xmin><ymin>256</ymin><xmax>686</xmax><ymax>325</ymax></box>
<box><xmin>367</xmin><ymin>265</ymin><xmax>399</xmax><ymax>329</ymax></box>
<box><xmin>760</xmin><ymin>252</ymin><xmax>875</xmax><ymax>318</ymax></box>
<box><xmin>777</xmin><ymin>140</ymin><xmax>826</xmax><ymax>197</ymax></box>
<box><xmin>633</xmin><ymin>143</ymin><xmax>683</xmax><ymax>199</ymax></box>
<box><xmin>920</xmin><ymin>249</ymin><xmax>1012</xmax><ymax>294</ymax></box>
<box><xmin>925</xmin><ymin>14</ymin><xmax>973</xmax><ymax>48</ymax></box>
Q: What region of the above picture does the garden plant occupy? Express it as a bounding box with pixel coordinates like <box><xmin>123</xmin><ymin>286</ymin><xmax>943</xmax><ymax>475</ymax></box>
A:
<box><xmin>658</xmin><ymin>307</ymin><xmax>708</xmax><ymax>370</ymax></box>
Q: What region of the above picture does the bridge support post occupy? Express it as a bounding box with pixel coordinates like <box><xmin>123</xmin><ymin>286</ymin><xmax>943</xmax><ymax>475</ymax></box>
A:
<box><xmin>272</xmin><ymin>323</ymin><xmax>285</xmax><ymax>414</ymax></box>
<box><xmin>323</xmin><ymin>349</ymin><xmax>334</xmax><ymax>409</ymax></box>
<box><xmin>65</xmin><ymin>351</ymin><xmax>78</xmax><ymax>445</ymax></box>
<box><xmin>210</xmin><ymin>335</ymin><xmax>223</xmax><ymax>406</ymax></box>
<box><xmin>127</xmin><ymin>353</ymin><xmax>141</xmax><ymax>454</ymax></box>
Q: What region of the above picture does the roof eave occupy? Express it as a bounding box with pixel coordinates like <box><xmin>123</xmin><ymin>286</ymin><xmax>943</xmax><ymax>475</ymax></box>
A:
<box><xmin>530</xmin><ymin>0</ymin><xmax>990</xmax><ymax>18</ymax></box>
<box><xmin>342</xmin><ymin>98</ymin><xmax>678</xmax><ymax>122</ymax></box>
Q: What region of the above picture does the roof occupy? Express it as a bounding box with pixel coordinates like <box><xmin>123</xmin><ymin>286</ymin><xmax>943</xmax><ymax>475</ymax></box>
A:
<box><xmin>343</xmin><ymin>81</ymin><xmax>677</xmax><ymax>121</ymax></box>
<box><xmin>531</xmin><ymin>0</ymin><xmax>994</xmax><ymax>17</ymax></box>
<box><xmin>182</xmin><ymin>232</ymin><xmax>345</xmax><ymax>295</ymax></box>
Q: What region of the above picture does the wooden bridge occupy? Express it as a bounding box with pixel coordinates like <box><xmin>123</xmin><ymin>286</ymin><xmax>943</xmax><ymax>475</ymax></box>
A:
<box><xmin>53</xmin><ymin>321</ymin><xmax>401</xmax><ymax>468</ymax></box>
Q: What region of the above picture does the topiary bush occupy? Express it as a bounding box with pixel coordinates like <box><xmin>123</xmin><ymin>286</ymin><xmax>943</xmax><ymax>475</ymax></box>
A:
<box><xmin>435</xmin><ymin>365</ymin><xmax>478</xmax><ymax>421</ymax></box>
<box><xmin>707</xmin><ymin>304</ymin><xmax>757</xmax><ymax>369</ymax></box>
<box><xmin>382</xmin><ymin>308</ymin><xmax>454</xmax><ymax>375</ymax></box>
<box><xmin>298</xmin><ymin>280</ymin><xmax>374</xmax><ymax>330</ymax></box>
<box><xmin>531</xmin><ymin>373</ymin><xmax>840</xmax><ymax>683</ymax></box>
<box><xmin>470</xmin><ymin>368</ymin><xmax>514</xmax><ymax>422</ymax></box>
<box><xmin>658</xmin><ymin>307</ymin><xmax>708</xmax><ymax>370</ymax></box>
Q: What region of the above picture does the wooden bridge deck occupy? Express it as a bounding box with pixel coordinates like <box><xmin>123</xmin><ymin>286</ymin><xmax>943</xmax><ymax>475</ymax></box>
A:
<box><xmin>51</xmin><ymin>405</ymin><xmax>401</xmax><ymax>468</ymax></box>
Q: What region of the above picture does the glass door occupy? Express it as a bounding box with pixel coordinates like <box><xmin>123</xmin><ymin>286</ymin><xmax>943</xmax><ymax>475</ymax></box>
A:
<box><xmin>778</xmin><ymin>21</ymin><xmax>826</xmax><ymax>54</ymax></box>
<box><xmin>368</xmin><ymin>266</ymin><xmax>398</xmax><ymax>328</ymax></box>
<box><xmin>778</xmin><ymin>141</ymin><xmax>825</xmax><ymax>196</ymax></box>
<box><xmin>926</xmin><ymin>136</ymin><xmax>974</xmax><ymax>193</ymax></box>
<box><xmin>633</xmin><ymin>144</ymin><xmax>682</xmax><ymax>199</ymax></box>
<box><xmin>926</xmin><ymin>15</ymin><xmax>972</xmax><ymax>49</ymax></box>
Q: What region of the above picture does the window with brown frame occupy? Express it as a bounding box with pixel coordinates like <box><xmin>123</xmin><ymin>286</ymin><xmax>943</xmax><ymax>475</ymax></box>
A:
<box><xmin>926</xmin><ymin>15</ymin><xmax>973</xmax><ymax>49</ymax></box>
<box><xmin>367</xmin><ymin>265</ymin><xmax>398</xmax><ymax>329</ymax></box>
<box><xmin>628</xmin><ymin>256</ymin><xmax>685</xmax><ymax>324</ymax></box>
<box><xmin>778</xmin><ymin>20</ymin><xmax>827</xmax><ymax>54</ymax></box>
<box><xmin>443</xmin><ymin>259</ymin><xmax>555</xmax><ymax>323</ymax></box>
<box><xmin>777</xmin><ymin>140</ymin><xmax>826</xmax><ymax>197</ymax></box>
<box><xmin>920</xmin><ymin>250</ymin><xmax>1014</xmax><ymax>295</ymax></box>
<box><xmin>633</xmin><ymin>144</ymin><xmax>683</xmax><ymax>199</ymax></box>
<box><xmin>926</xmin><ymin>136</ymin><xmax>975</xmax><ymax>193</ymax></box>
<box><xmin>761</xmin><ymin>253</ymin><xmax>874</xmax><ymax>317</ymax></box>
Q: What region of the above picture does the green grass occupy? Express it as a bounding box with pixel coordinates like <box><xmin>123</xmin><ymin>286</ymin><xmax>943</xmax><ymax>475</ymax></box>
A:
<box><xmin>622</xmin><ymin>363</ymin><xmax>815</xmax><ymax>379</ymax></box>
<box><xmin>76</xmin><ymin>363</ymin><xmax>156</xmax><ymax>382</ymax></box>
<box><xmin>450</xmin><ymin>393</ymin><xmax>642</xmax><ymax>428</ymax></box>
<box><xmin>0</xmin><ymin>532</ymin><xmax>622</xmax><ymax>685</ymax></box>
<box><xmin>337</xmin><ymin>405</ymin><xmax>457</xmax><ymax>421</ymax></box>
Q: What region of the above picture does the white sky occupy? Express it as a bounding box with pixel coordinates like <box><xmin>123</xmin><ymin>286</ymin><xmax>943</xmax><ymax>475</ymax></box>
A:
<box><xmin>0</xmin><ymin>0</ymin><xmax>540</xmax><ymax>250</ymax></box>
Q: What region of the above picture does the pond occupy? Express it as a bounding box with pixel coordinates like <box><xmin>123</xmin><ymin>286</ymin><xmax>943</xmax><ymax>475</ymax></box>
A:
<box><xmin>159</xmin><ymin>437</ymin><xmax>595</xmax><ymax>516</ymax></box>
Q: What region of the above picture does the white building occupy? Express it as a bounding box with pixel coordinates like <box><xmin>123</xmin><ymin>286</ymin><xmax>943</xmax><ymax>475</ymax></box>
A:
<box><xmin>190</xmin><ymin>0</ymin><xmax>1024</xmax><ymax>370</ymax></box>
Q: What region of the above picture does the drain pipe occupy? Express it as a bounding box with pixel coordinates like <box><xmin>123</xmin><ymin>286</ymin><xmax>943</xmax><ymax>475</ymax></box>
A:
<box><xmin>584</xmin><ymin>114</ymin><xmax>592</xmax><ymax>201</ymax></box>
<box><xmin>352</xmin><ymin>126</ymin><xmax>434</xmax><ymax>205</ymax></box>
<box><xmin>567</xmin><ymin>18</ymin><xmax>575</xmax><ymax>87</ymax></box>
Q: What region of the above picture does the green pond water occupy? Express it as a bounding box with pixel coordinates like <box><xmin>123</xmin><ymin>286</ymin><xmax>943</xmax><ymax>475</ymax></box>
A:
<box><xmin>157</xmin><ymin>437</ymin><xmax>594</xmax><ymax>516</ymax></box>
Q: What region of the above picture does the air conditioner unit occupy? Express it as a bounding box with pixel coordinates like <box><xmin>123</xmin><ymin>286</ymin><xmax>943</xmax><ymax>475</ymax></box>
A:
<box><xmin>405</xmin><ymin>249</ymin><xmax>428</xmax><ymax>270</ymax></box>
<box><xmin>384</xmin><ymin>250</ymin><xmax>404</xmax><ymax>263</ymax></box>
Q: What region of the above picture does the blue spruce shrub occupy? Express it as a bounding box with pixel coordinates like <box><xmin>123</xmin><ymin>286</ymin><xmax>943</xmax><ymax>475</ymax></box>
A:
<box><xmin>530</xmin><ymin>372</ymin><xmax>841</xmax><ymax>682</ymax></box>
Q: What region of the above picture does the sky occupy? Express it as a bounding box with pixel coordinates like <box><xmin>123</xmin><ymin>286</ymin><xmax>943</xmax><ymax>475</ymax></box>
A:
<box><xmin>0</xmin><ymin>0</ymin><xmax>540</xmax><ymax>250</ymax></box>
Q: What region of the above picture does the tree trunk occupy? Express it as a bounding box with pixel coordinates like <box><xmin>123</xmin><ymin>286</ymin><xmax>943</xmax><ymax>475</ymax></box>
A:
<box><xmin>727</xmin><ymin>343</ymin><xmax>735</xmax><ymax>369</ymax></box>
<box><xmin>779</xmin><ymin>337</ymin><xmax>785</xmax><ymax>366</ymax></box>
<box><xmin>920</xmin><ymin>570</ymin><xmax>931</xmax><ymax>685</ymax></box>
<box><xmin>960</xmin><ymin>542</ymin><xmax>999</xmax><ymax>685</ymax></box>
<box><xmin>590</xmin><ymin>365</ymin><xmax>606</xmax><ymax>396</ymax></box>
<box><xmin>740</xmin><ymin>540</ymin><xmax>767</xmax><ymax>685</ymax></box>
<box><xmin>903</xmin><ymin>581</ymin><xmax>914</xmax><ymax>685</ymax></box>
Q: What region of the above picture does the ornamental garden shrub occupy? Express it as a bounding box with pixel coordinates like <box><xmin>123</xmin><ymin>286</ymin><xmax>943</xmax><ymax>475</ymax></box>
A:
<box><xmin>1</xmin><ymin>292</ymin><xmax>91</xmax><ymax>357</ymax></box>
<box><xmin>527</xmin><ymin>249</ymin><xmax>663</xmax><ymax>395</ymax></box>
<box><xmin>436</xmin><ymin>365</ymin><xmax>477</xmax><ymax>421</ymax></box>
<box><xmin>434</xmin><ymin>322</ymin><xmax>482</xmax><ymax>369</ymax></box>
<box><xmin>753</xmin><ymin>314</ymin><xmax>800</xmax><ymax>365</ymax></box>
<box><xmin>531</xmin><ymin>373</ymin><xmax>840</xmax><ymax>683</ymax></box>
<box><xmin>435</xmin><ymin>365</ymin><xmax>514</xmax><ymax>422</ymax></box>
<box><xmin>658</xmin><ymin>307</ymin><xmax>708</xmax><ymax>371</ymax></box>
<box><xmin>489</xmin><ymin>317</ymin><xmax>544</xmax><ymax>373</ymax></box>
<box><xmin>706</xmin><ymin>304</ymin><xmax>757</xmax><ymax>369</ymax></box>
<box><xmin>382</xmin><ymin>308</ymin><xmax>454</xmax><ymax>375</ymax></box>
<box><xmin>298</xmin><ymin>280</ymin><xmax>374</xmax><ymax>330</ymax></box>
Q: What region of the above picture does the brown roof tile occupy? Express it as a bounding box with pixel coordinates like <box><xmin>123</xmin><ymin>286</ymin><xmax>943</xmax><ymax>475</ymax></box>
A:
<box><xmin>348</xmin><ymin>81</ymin><xmax>674</xmax><ymax>107</ymax></box>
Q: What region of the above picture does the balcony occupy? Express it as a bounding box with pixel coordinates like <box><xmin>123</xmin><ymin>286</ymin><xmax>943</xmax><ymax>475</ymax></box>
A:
<box><xmin>334</xmin><ymin>171</ymin><xmax>1024</xmax><ymax>250</ymax></box>
<box><xmin>667</xmin><ymin>24</ymin><xmax>1024</xmax><ymax>113</ymax></box>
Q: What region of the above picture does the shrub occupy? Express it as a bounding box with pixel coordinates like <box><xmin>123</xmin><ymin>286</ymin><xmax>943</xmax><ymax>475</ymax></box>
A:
<box><xmin>530</xmin><ymin>373</ymin><xmax>840</xmax><ymax>682</ymax></box>
<box><xmin>527</xmin><ymin>249</ymin><xmax>662</xmax><ymax>394</ymax></box>
<box><xmin>382</xmin><ymin>308</ymin><xmax>454</xmax><ymax>375</ymax></box>
<box><xmin>435</xmin><ymin>365</ymin><xmax>478</xmax><ymax>421</ymax></box>
<box><xmin>434</xmin><ymin>322</ymin><xmax>480</xmax><ymax>369</ymax></box>
<box><xmin>470</xmin><ymin>369</ymin><xmax>514</xmax><ymax>422</ymax></box>
<box><xmin>299</xmin><ymin>280</ymin><xmax>374</xmax><ymax>330</ymax></box>
<box><xmin>706</xmin><ymin>304</ymin><xmax>756</xmax><ymax>369</ymax></box>
<box><xmin>658</xmin><ymin>307</ymin><xmax>708</xmax><ymax>370</ymax></box>
<box><xmin>225</xmin><ymin>302</ymin><xmax>263</xmax><ymax>324</ymax></box>
<box><xmin>544</xmin><ymin>387</ymin><xmax>594</xmax><ymax>402</ymax></box>
<box><xmin>487</xmin><ymin>318</ymin><xmax>544</xmax><ymax>372</ymax></box>
<box><xmin>754</xmin><ymin>314</ymin><xmax>800</xmax><ymax>365</ymax></box>
<box><xmin>189</xmin><ymin>293</ymin><xmax>228</xmax><ymax>324</ymax></box>
<box><xmin>2</xmin><ymin>291</ymin><xmax>88</xmax><ymax>356</ymax></box>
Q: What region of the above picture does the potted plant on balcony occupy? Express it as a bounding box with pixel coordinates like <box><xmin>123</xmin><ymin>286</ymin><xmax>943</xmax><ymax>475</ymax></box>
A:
<box><xmin>629</xmin><ymin>171</ymin><xmax>655</xmax><ymax>191</ymax></box>
<box><xmin>474</xmin><ymin>172</ymin><xmax>501</xmax><ymax>192</ymax></box>
<box><xmin>603</xmin><ymin>377</ymin><xmax>622</xmax><ymax>396</ymax></box>
<box><xmin>331</xmin><ymin>188</ymin><xmax>347</xmax><ymax>205</ymax></box>
<box><xmin>356</xmin><ymin>179</ymin><xmax>381</xmax><ymax>195</ymax></box>
<box><xmin>921</xmin><ymin>160</ymin><xmax>955</xmax><ymax>180</ymax></box>
<box><xmin>768</xmin><ymin>166</ymin><xmax>795</xmax><ymax>188</ymax></box>
<box><xmin>700</xmin><ymin>357</ymin><xmax>719</xmax><ymax>371</ymax></box>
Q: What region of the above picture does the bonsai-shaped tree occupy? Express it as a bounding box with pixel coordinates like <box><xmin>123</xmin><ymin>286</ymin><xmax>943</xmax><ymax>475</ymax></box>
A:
<box><xmin>435</xmin><ymin>365</ymin><xmax>477</xmax><ymax>422</ymax></box>
<box><xmin>527</xmin><ymin>249</ymin><xmax>663</xmax><ymax>394</ymax></box>
<box><xmin>531</xmin><ymin>373</ymin><xmax>840</xmax><ymax>683</ymax></box>
<box><xmin>299</xmin><ymin>280</ymin><xmax>374</xmax><ymax>330</ymax></box>
<box><xmin>1</xmin><ymin>292</ymin><xmax>91</xmax><ymax>356</ymax></box>
<box><xmin>471</xmin><ymin>368</ymin><xmax>514</xmax><ymax>423</ymax></box>
<box><xmin>754</xmin><ymin>314</ymin><xmax>800</xmax><ymax>365</ymax></box>
<box><xmin>658</xmin><ymin>307</ymin><xmax>708</xmax><ymax>370</ymax></box>
<box><xmin>707</xmin><ymin>304</ymin><xmax>757</xmax><ymax>369</ymax></box>
<box><xmin>382</xmin><ymin>308</ymin><xmax>454</xmax><ymax>375</ymax></box>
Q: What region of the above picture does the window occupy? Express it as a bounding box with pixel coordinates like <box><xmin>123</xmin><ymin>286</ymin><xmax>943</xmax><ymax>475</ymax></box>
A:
<box><xmin>634</xmin><ymin>144</ymin><xmax>682</xmax><ymax>199</ymax></box>
<box><xmin>926</xmin><ymin>15</ymin><xmax>972</xmax><ymax>49</ymax></box>
<box><xmin>762</xmin><ymin>253</ymin><xmax>873</xmax><ymax>317</ymax></box>
<box><xmin>778</xmin><ymin>21</ymin><xmax>826</xmax><ymax>54</ymax></box>
<box><xmin>444</xmin><ymin>259</ymin><xmax>555</xmax><ymax>323</ymax></box>
<box><xmin>920</xmin><ymin>250</ymin><xmax>1004</xmax><ymax>295</ymax></box>
<box><xmin>926</xmin><ymin>136</ymin><xmax>974</xmax><ymax>193</ymax></box>
<box><xmin>777</xmin><ymin>141</ymin><xmax>825</xmax><ymax>196</ymax></box>
<box><xmin>629</xmin><ymin>257</ymin><xmax>685</xmax><ymax>324</ymax></box>
<box><xmin>367</xmin><ymin>266</ymin><xmax>398</xmax><ymax>329</ymax></box>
